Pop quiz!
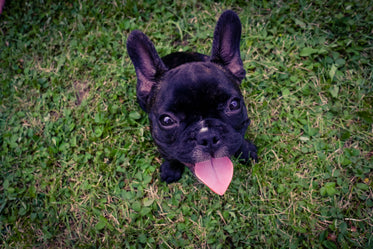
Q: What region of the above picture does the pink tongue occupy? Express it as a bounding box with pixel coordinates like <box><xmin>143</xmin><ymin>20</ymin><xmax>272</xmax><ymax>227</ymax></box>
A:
<box><xmin>194</xmin><ymin>157</ymin><xmax>233</xmax><ymax>195</ymax></box>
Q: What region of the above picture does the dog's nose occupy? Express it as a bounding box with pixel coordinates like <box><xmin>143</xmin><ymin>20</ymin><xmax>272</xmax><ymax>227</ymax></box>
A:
<box><xmin>197</xmin><ymin>132</ymin><xmax>220</xmax><ymax>148</ymax></box>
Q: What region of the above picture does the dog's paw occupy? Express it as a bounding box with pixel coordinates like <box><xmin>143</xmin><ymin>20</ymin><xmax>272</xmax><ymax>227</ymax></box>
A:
<box><xmin>235</xmin><ymin>140</ymin><xmax>258</xmax><ymax>164</ymax></box>
<box><xmin>247</xmin><ymin>141</ymin><xmax>258</xmax><ymax>162</ymax></box>
<box><xmin>160</xmin><ymin>161</ymin><xmax>185</xmax><ymax>183</ymax></box>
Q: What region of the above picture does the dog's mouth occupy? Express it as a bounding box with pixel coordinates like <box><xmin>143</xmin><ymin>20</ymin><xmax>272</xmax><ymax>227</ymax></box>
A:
<box><xmin>193</xmin><ymin>157</ymin><xmax>233</xmax><ymax>195</ymax></box>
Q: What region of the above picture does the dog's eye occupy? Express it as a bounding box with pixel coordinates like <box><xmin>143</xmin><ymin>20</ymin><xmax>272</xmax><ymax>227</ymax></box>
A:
<box><xmin>159</xmin><ymin>115</ymin><xmax>176</xmax><ymax>127</ymax></box>
<box><xmin>229</xmin><ymin>98</ymin><xmax>241</xmax><ymax>111</ymax></box>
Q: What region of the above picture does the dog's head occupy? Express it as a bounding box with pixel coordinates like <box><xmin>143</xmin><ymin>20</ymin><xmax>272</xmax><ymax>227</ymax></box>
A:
<box><xmin>127</xmin><ymin>11</ymin><xmax>250</xmax><ymax>194</ymax></box>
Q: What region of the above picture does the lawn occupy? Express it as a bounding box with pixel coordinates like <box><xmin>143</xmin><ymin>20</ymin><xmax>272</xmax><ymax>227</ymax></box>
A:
<box><xmin>1</xmin><ymin>0</ymin><xmax>372</xmax><ymax>248</ymax></box>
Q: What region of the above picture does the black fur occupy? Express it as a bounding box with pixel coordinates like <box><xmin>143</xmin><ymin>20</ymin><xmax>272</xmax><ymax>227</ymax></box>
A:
<box><xmin>127</xmin><ymin>10</ymin><xmax>257</xmax><ymax>183</ymax></box>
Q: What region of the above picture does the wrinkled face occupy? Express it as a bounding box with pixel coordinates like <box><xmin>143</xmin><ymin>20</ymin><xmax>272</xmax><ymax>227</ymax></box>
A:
<box><xmin>148</xmin><ymin>62</ymin><xmax>250</xmax><ymax>167</ymax></box>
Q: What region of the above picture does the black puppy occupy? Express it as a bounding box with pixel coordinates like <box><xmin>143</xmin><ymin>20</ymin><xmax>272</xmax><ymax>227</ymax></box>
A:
<box><xmin>127</xmin><ymin>10</ymin><xmax>257</xmax><ymax>195</ymax></box>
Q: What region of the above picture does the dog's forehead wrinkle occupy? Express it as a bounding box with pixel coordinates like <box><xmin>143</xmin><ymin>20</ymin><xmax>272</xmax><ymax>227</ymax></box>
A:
<box><xmin>158</xmin><ymin>79</ymin><xmax>231</xmax><ymax>116</ymax></box>
<box><xmin>167</xmin><ymin>62</ymin><xmax>225</xmax><ymax>83</ymax></box>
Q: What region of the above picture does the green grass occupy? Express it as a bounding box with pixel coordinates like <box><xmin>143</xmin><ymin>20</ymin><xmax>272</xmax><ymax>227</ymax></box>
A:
<box><xmin>1</xmin><ymin>0</ymin><xmax>372</xmax><ymax>248</ymax></box>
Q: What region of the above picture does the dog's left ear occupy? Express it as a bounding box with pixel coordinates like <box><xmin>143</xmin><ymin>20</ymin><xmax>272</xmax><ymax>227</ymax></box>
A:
<box><xmin>127</xmin><ymin>30</ymin><xmax>168</xmax><ymax>112</ymax></box>
<box><xmin>211</xmin><ymin>10</ymin><xmax>245</xmax><ymax>83</ymax></box>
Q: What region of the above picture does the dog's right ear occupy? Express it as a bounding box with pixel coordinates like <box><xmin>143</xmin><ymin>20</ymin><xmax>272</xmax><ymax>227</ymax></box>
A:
<box><xmin>210</xmin><ymin>10</ymin><xmax>245</xmax><ymax>84</ymax></box>
<box><xmin>127</xmin><ymin>31</ymin><xmax>168</xmax><ymax>112</ymax></box>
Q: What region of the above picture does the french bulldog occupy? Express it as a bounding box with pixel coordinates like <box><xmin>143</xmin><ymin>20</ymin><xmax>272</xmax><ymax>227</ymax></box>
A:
<box><xmin>126</xmin><ymin>10</ymin><xmax>257</xmax><ymax>195</ymax></box>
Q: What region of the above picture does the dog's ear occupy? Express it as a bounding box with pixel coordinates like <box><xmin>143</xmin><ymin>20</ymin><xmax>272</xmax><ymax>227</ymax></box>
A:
<box><xmin>127</xmin><ymin>31</ymin><xmax>168</xmax><ymax>112</ymax></box>
<box><xmin>211</xmin><ymin>10</ymin><xmax>245</xmax><ymax>83</ymax></box>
